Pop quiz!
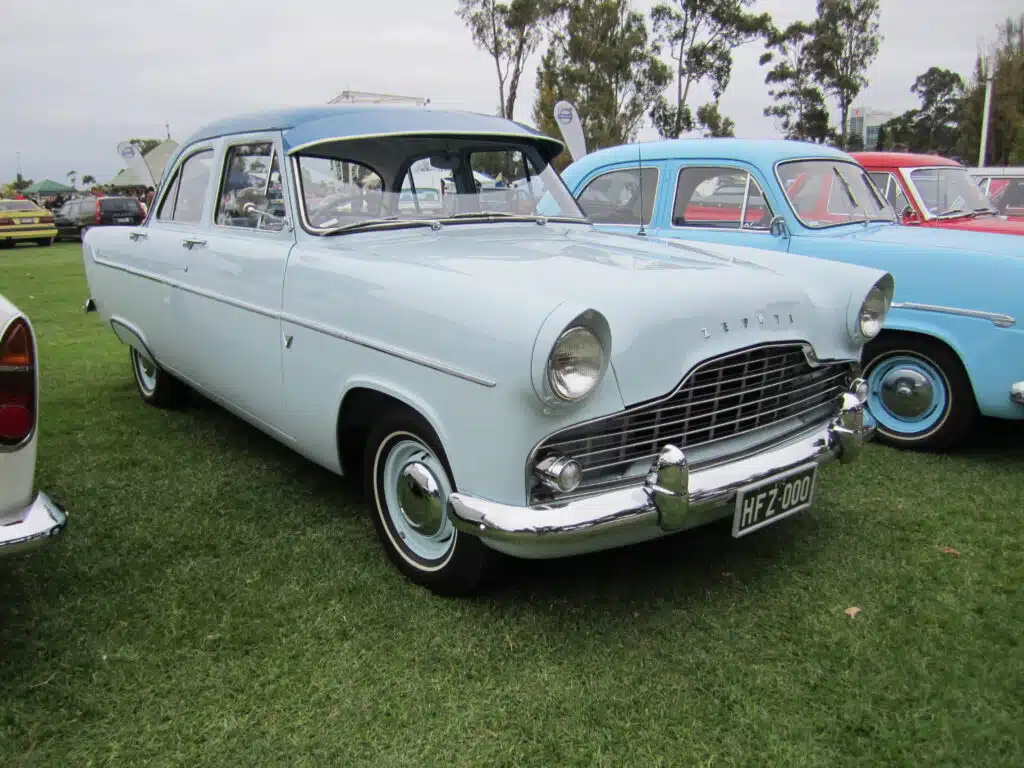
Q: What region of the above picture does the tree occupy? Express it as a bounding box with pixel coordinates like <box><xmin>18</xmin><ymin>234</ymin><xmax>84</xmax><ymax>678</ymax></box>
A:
<box><xmin>881</xmin><ymin>67</ymin><xmax>965</xmax><ymax>155</ymax></box>
<box><xmin>807</xmin><ymin>0</ymin><xmax>881</xmax><ymax>148</ymax></box>
<box><xmin>695</xmin><ymin>102</ymin><xmax>735</xmax><ymax>136</ymax></box>
<box><xmin>82</xmin><ymin>174</ymin><xmax>97</xmax><ymax>186</ymax></box>
<box><xmin>648</xmin><ymin>0</ymin><xmax>771</xmax><ymax>138</ymax></box>
<box><xmin>532</xmin><ymin>0</ymin><xmax>670</xmax><ymax>157</ymax></box>
<box><xmin>129</xmin><ymin>138</ymin><xmax>161</xmax><ymax>156</ymax></box>
<box><xmin>760</xmin><ymin>21</ymin><xmax>835</xmax><ymax>143</ymax></box>
<box><xmin>456</xmin><ymin>0</ymin><xmax>550</xmax><ymax>119</ymax></box>
<box><xmin>66</xmin><ymin>171</ymin><xmax>78</xmax><ymax>189</ymax></box>
<box><xmin>957</xmin><ymin>14</ymin><xmax>1024</xmax><ymax>165</ymax></box>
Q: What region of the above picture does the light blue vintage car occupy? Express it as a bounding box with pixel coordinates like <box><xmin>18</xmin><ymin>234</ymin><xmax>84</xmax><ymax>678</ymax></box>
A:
<box><xmin>561</xmin><ymin>140</ymin><xmax>1024</xmax><ymax>451</ymax></box>
<box><xmin>81</xmin><ymin>107</ymin><xmax>889</xmax><ymax>594</ymax></box>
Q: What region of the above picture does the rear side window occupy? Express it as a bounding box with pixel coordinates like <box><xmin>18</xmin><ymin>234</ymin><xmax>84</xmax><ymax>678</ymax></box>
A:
<box><xmin>100</xmin><ymin>198</ymin><xmax>140</xmax><ymax>213</ymax></box>
<box><xmin>577</xmin><ymin>168</ymin><xmax>658</xmax><ymax>225</ymax></box>
<box><xmin>156</xmin><ymin>149</ymin><xmax>214</xmax><ymax>224</ymax></box>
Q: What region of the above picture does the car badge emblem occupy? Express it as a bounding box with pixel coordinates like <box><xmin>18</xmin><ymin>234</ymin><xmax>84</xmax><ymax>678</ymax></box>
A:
<box><xmin>703</xmin><ymin>312</ymin><xmax>795</xmax><ymax>338</ymax></box>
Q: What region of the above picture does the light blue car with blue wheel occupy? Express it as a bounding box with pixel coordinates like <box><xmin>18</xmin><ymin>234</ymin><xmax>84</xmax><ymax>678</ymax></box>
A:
<box><xmin>560</xmin><ymin>139</ymin><xmax>1024</xmax><ymax>451</ymax></box>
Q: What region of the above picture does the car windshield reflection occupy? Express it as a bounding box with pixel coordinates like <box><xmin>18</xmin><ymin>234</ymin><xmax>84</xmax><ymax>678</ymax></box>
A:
<box><xmin>777</xmin><ymin>159</ymin><xmax>897</xmax><ymax>229</ymax></box>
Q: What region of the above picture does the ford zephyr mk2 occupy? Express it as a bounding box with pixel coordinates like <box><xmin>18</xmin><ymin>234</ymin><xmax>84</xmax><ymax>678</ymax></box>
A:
<box><xmin>81</xmin><ymin>106</ymin><xmax>891</xmax><ymax>594</ymax></box>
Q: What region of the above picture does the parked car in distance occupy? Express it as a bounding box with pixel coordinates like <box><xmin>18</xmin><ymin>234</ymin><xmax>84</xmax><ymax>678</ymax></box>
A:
<box><xmin>852</xmin><ymin>152</ymin><xmax>1024</xmax><ymax>235</ymax></box>
<box><xmin>969</xmin><ymin>166</ymin><xmax>1024</xmax><ymax>220</ymax></box>
<box><xmin>561</xmin><ymin>139</ymin><xmax>1024</xmax><ymax>451</ymax></box>
<box><xmin>55</xmin><ymin>195</ymin><xmax>147</xmax><ymax>241</ymax></box>
<box><xmin>0</xmin><ymin>199</ymin><xmax>56</xmax><ymax>248</ymax></box>
<box><xmin>0</xmin><ymin>294</ymin><xmax>68</xmax><ymax>555</ymax></box>
<box><xmin>82</xmin><ymin>106</ymin><xmax>890</xmax><ymax>594</ymax></box>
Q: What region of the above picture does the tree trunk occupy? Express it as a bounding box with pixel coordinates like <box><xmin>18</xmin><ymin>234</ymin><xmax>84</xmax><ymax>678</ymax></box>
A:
<box><xmin>840</xmin><ymin>101</ymin><xmax>850</xmax><ymax>149</ymax></box>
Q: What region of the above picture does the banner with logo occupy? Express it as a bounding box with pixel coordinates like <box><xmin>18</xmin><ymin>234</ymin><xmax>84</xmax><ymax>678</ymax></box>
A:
<box><xmin>116</xmin><ymin>141</ymin><xmax>156</xmax><ymax>187</ymax></box>
<box><xmin>553</xmin><ymin>101</ymin><xmax>587</xmax><ymax>162</ymax></box>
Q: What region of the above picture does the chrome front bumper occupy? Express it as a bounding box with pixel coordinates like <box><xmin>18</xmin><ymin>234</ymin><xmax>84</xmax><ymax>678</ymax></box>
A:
<box><xmin>449</xmin><ymin>382</ymin><xmax>872</xmax><ymax>559</ymax></box>
<box><xmin>0</xmin><ymin>492</ymin><xmax>67</xmax><ymax>556</ymax></box>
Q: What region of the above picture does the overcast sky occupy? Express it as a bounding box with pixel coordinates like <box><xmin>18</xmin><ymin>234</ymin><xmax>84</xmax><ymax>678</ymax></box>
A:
<box><xmin>1</xmin><ymin>0</ymin><xmax>1018</xmax><ymax>185</ymax></box>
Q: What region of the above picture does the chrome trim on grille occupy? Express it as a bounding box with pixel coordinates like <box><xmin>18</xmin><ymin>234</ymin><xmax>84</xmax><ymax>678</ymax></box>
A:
<box><xmin>528</xmin><ymin>343</ymin><xmax>853</xmax><ymax>503</ymax></box>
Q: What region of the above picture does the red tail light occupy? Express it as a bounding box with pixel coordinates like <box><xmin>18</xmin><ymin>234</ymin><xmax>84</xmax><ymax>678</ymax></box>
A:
<box><xmin>94</xmin><ymin>199</ymin><xmax>102</xmax><ymax>224</ymax></box>
<box><xmin>0</xmin><ymin>217</ymin><xmax>13</xmax><ymax>226</ymax></box>
<box><xmin>40</xmin><ymin>216</ymin><xmax>55</xmax><ymax>224</ymax></box>
<box><xmin>0</xmin><ymin>317</ymin><xmax>36</xmax><ymax>446</ymax></box>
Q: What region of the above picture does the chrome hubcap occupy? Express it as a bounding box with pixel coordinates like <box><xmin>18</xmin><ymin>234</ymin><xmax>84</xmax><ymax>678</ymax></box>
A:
<box><xmin>396</xmin><ymin>461</ymin><xmax>444</xmax><ymax>536</ymax></box>
<box><xmin>879</xmin><ymin>367</ymin><xmax>933</xmax><ymax>419</ymax></box>
<box><xmin>134</xmin><ymin>351</ymin><xmax>157</xmax><ymax>392</ymax></box>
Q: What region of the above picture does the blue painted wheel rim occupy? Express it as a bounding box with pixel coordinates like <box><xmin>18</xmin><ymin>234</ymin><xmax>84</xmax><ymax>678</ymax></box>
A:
<box><xmin>379</xmin><ymin>437</ymin><xmax>456</xmax><ymax>564</ymax></box>
<box><xmin>866</xmin><ymin>353</ymin><xmax>949</xmax><ymax>436</ymax></box>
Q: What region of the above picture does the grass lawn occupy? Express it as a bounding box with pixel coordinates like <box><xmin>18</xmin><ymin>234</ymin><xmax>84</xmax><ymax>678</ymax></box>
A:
<box><xmin>1</xmin><ymin>242</ymin><xmax>1022</xmax><ymax>766</ymax></box>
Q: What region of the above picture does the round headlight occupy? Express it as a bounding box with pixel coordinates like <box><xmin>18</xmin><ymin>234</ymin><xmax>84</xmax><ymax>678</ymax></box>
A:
<box><xmin>857</xmin><ymin>285</ymin><xmax>890</xmax><ymax>340</ymax></box>
<box><xmin>548</xmin><ymin>326</ymin><xmax>604</xmax><ymax>402</ymax></box>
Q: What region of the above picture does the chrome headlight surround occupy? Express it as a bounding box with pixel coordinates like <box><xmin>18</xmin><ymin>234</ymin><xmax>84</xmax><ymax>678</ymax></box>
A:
<box><xmin>850</xmin><ymin>274</ymin><xmax>894</xmax><ymax>344</ymax></box>
<box><xmin>547</xmin><ymin>325</ymin><xmax>605</xmax><ymax>402</ymax></box>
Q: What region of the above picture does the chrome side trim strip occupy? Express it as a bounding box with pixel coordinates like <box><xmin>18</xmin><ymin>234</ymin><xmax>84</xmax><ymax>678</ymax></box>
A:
<box><xmin>278</xmin><ymin>312</ymin><xmax>497</xmax><ymax>388</ymax></box>
<box><xmin>890</xmin><ymin>301</ymin><xmax>1016</xmax><ymax>328</ymax></box>
<box><xmin>92</xmin><ymin>256</ymin><xmax>497</xmax><ymax>388</ymax></box>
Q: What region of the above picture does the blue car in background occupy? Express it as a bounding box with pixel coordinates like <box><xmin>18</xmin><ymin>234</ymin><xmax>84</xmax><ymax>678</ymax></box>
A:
<box><xmin>561</xmin><ymin>139</ymin><xmax>1024</xmax><ymax>450</ymax></box>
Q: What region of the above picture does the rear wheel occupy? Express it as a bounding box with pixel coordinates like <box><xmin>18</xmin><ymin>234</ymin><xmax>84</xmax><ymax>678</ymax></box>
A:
<box><xmin>364</xmin><ymin>410</ymin><xmax>492</xmax><ymax>595</ymax></box>
<box><xmin>862</xmin><ymin>334</ymin><xmax>975</xmax><ymax>451</ymax></box>
<box><xmin>36</xmin><ymin>237</ymin><xmax>54</xmax><ymax>247</ymax></box>
<box><xmin>130</xmin><ymin>347</ymin><xmax>187</xmax><ymax>408</ymax></box>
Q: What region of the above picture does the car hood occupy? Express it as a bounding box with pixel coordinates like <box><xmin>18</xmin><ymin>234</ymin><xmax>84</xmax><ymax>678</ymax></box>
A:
<box><xmin>923</xmin><ymin>215</ymin><xmax>1024</xmax><ymax>236</ymax></box>
<box><xmin>815</xmin><ymin>220</ymin><xmax>1024</xmax><ymax>257</ymax></box>
<box><xmin>324</xmin><ymin>223</ymin><xmax>875</xmax><ymax>405</ymax></box>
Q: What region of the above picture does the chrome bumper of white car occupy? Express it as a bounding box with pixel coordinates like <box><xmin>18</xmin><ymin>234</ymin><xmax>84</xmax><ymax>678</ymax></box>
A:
<box><xmin>0</xmin><ymin>492</ymin><xmax>67</xmax><ymax>556</ymax></box>
<box><xmin>448</xmin><ymin>383</ymin><xmax>871</xmax><ymax>559</ymax></box>
<box><xmin>1012</xmin><ymin>381</ymin><xmax>1024</xmax><ymax>405</ymax></box>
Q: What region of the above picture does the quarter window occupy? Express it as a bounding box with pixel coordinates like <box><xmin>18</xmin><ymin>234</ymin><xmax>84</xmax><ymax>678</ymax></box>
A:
<box><xmin>577</xmin><ymin>168</ymin><xmax>658</xmax><ymax>225</ymax></box>
<box><xmin>673</xmin><ymin>167</ymin><xmax>772</xmax><ymax>230</ymax></box>
<box><xmin>216</xmin><ymin>143</ymin><xmax>285</xmax><ymax>230</ymax></box>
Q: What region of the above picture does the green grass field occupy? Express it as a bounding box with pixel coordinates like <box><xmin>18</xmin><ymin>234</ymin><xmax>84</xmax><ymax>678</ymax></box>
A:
<box><xmin>1</xmin><ymin>242</ymin><xmax>1022</xmax><ymax>766</ymax></box>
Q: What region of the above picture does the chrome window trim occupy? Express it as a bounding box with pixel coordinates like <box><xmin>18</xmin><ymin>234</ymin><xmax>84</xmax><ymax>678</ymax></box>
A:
<box><xmin>91</xmin><ymin>254</ymin><xmax>497</xmax><ymax>387</ymax></box>
<box><xmin>669</xmin><ymin>164</ymin><xmax>774</xmax><ymax>233</ymax></box>
<box><xmin>577</xmin><ymin>165</ymin><xmax>660</xmax><ymax>226</ymax></box>
<box><xmin>773</xmin><ymin>158</ymin><xmax>895</xmax><ymax>230</ymax></box>
<box><xmin>0</xmin><ymin>313</ymin><xmax>39</xmax><ymax>454</ymax></box>
<box><xmin>212</xmin><ymin>138</ymin><xmax>289</xmax><ymax>235</ymax></box>
<box><xmin>890</xmin><ymin>301</ymin><xmax>1015</xmax><ymax>328</ymax></box>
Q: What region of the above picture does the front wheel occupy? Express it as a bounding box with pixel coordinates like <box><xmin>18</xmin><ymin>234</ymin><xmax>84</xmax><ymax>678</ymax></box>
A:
<box><xmin>130</xmin><ymin>347</ymin><xmax>187</xmax><ymax>408</ymax></box>
<box><xmin>364</xmin><ymin>412</ymin><xmax>492</xmax><ymax>595</ymax></box>
<box><xmin>863</xmin><ymin>335</ymin><xmax>975</xmax><ymax>451</ymax></box>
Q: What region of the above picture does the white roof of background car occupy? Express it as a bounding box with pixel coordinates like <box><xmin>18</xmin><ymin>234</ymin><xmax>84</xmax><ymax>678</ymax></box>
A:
<box><xmin>967</xmin><ymin>167</ymin><xmax>1024</xmax><ymax>177</ymax></box>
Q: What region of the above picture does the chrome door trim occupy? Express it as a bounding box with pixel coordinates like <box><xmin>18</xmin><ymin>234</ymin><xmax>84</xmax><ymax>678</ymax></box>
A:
<box><xmin>92</xmin><ymin>255</ymin><xmax>497</xmax><ymax>387</ymax></box>
<box><xmin>890</xmin><ymin>301</ymin><xmax>1016</xmax><ymax>328</ymax></box>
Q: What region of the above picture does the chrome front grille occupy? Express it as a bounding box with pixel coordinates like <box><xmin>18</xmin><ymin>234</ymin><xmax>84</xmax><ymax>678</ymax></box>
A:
<box><xmin>531</xmin><ymin>343</ymin><xmax>854</xmax><ymax>501</ymax></box>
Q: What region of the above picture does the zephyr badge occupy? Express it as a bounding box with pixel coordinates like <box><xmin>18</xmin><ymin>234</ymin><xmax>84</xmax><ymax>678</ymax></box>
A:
<box><xmin>702</xmin><ymin>312</ymin><xmax>795</xmax><ymax>339</ymax></box>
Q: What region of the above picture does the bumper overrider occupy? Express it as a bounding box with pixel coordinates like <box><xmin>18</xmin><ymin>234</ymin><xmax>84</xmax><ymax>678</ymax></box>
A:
<box><xmin>448</xmin><ymin>379</ymin><xmax>872</xmax><ymax>559</ymax></box>
<box><xmin>0</xmin><ymin>492</ymin><xmax>67</xmax><ymax>556</ymax></box>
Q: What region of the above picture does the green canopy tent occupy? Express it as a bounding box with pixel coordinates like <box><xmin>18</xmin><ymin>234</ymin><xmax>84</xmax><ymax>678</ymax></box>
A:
<box><xmin>21</xmin><ymin>179</ymin><xmax>74</xmax><ymax>195</ymax></box>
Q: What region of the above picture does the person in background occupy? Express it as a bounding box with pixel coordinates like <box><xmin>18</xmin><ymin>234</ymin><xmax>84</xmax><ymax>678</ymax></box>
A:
<box><xmin>145</xmin><ymin>186</ymin><xmax>155</xmax><ymax>209</ymax></box>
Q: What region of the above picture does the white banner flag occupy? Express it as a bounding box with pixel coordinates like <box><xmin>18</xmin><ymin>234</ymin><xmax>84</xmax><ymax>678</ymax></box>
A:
<box><xmin>116</xmin><ymin>141</ymin><xmax>156</xmax><ymax>187</ymax></box>
<box><xmin>553</xmin><ymin>101</ymin><xmax>587</xmax><ymax>162</ymax></box>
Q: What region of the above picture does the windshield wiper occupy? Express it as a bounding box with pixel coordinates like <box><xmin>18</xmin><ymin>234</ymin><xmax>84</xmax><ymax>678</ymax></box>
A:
<box><xmin>971</xmin><ymin>206</ymin><xmax>999</xmax><ymax>217</ymax></box>
<box><xmin>832</xmin><ymin>166</ymin><xmax>868</xmax><ymax>226</ymax></box>
<box><xmin>318</xmin><ymin>217</ymin><xmax>442</xmax><ymax>236</ymax></box>
<box><xmin>936</xmin><ymin>208</ymin><xmax>970</xmax><ymax>219</ymax></box>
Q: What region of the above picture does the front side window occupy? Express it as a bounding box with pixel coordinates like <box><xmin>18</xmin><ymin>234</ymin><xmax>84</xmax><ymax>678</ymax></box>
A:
<box><xmin>294</xmin><ymin>136</ymin><xmax>585</xmax><ymax>233</ymax></box>
<box><xmin>577</xmin><ymin>168</ymin><xmax>658</xmax><ymax>225</ymax></box>
<box><xmin>216</xmin><ymin>142</ymin><xmax>285</xmax><ymax>230</ymax></box>
<box><xmin>989</xmin><ymin>178</ymin><xmax>1024</xmax><ymax>215</ymax></box>
<box><xmin>868</xmin><ymin>172</ymin><xmax>911</xmax><ymax>214</ymax></box>
<box><xmin>777</xmin><ymin>160</ymin><xmax>896</xmax><ymax>228</ymax></box>
<box><xmin>673</xmin><ymin>167</ymin><xmax>772</xmax><ymax>230</ymax></box>
<box><xmin>908</xmin><ymin>167</ymin><xmax>994</xmax><ymax>217</ymax></box>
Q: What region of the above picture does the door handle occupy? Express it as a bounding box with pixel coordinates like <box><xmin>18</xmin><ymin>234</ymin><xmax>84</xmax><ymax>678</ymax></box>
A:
<box><xmin>129</xmin><ymin>232</ymin><xmax>148</xmax><ymax>241</ymax></box>
<box><xmin>182</xmin><ymin>238</ymin><xmax>207</xmax><ymax>249</ymax></box>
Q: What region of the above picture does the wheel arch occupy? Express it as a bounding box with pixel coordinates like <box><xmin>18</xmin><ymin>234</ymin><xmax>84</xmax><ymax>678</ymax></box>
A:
<box><xmin>871</xmin><ymin>317</ymin><xmax>976</xmax><ymax>398</ymax></box>
<box><xmin>335</xmin><ymin>379</ymin><xmax>451</xmax><ymax>479</ymax></box>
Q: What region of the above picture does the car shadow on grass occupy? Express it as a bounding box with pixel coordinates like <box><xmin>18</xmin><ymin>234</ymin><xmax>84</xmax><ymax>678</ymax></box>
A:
<box><xmin>952</xmin><ymin>417</ymin><xmax>1024</xmax><ymax>466</ymax></box>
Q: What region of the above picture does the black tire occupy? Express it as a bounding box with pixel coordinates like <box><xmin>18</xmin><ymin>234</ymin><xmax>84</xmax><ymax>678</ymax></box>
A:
<box><xmin>363</xmin><ymin>410</ymin><xmax>492</xmax><ymax>595</ymax></box>
<box><xmin>130</xmin><ymin>347</ymin><xmax>188</xmax><ymax>408</ymax></box>
<box><xmin>862</xmin><ymin>333</ymin><xmax>976</xmax><ymax>451</ymax></box>
<box><xmin>36</xmin><ymin>237</ymin><xmax>54</xmax><ymax>247</ymax></box>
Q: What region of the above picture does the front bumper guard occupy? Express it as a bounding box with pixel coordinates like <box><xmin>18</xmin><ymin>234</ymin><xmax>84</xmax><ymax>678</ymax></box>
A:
<box><xmin>0</xmin><ymin>492</ymin><xmax>67</xmax><ymax>556</ymax></box>
<box><xmin>448</xmin><ymin>379</ymin><xmax>872</xmax><ymax>559</ymax></box>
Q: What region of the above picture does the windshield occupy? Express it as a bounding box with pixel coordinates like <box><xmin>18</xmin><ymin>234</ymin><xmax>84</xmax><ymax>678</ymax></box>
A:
<box><xmin>777</xmin><ymin>160</ymin><xmax>896</xmax><ymax>228</ymax></box>
<box><xmin>908</xmin><ymin>167</ymin><xmax>993</xmax><ymax>217</ymax></box>
<box><xmin>0</xmin><ymin>200</ymin><xmax>41</xmax><ymax>212</ymax></box>
<box><xmin>294</xmin><ymin>137</ymin><xmax>586</xmax><ymax>233</ymax></box>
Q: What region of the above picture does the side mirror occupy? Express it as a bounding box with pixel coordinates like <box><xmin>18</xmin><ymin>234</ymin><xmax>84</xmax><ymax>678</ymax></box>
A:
<box><xmin>768</xmin><ymin>216</ymin><xmax>790</xmax><ymax>238</ymax></box>
<box><xmin>900</xmin><ymin>205</ymin><xmax>920</xmax><ymax>225</ymax></box>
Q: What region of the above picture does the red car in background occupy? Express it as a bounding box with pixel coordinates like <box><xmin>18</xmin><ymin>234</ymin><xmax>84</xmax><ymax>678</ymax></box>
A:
<box><xmin>970</xmin><ymin>167</ymin><xmax>1024</xmax><ymax>220</ymax></box>
<box><xmin>852</xmin><ymin>151</ymin><xmax>1024</xmax><ymax>236</ymax></box>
